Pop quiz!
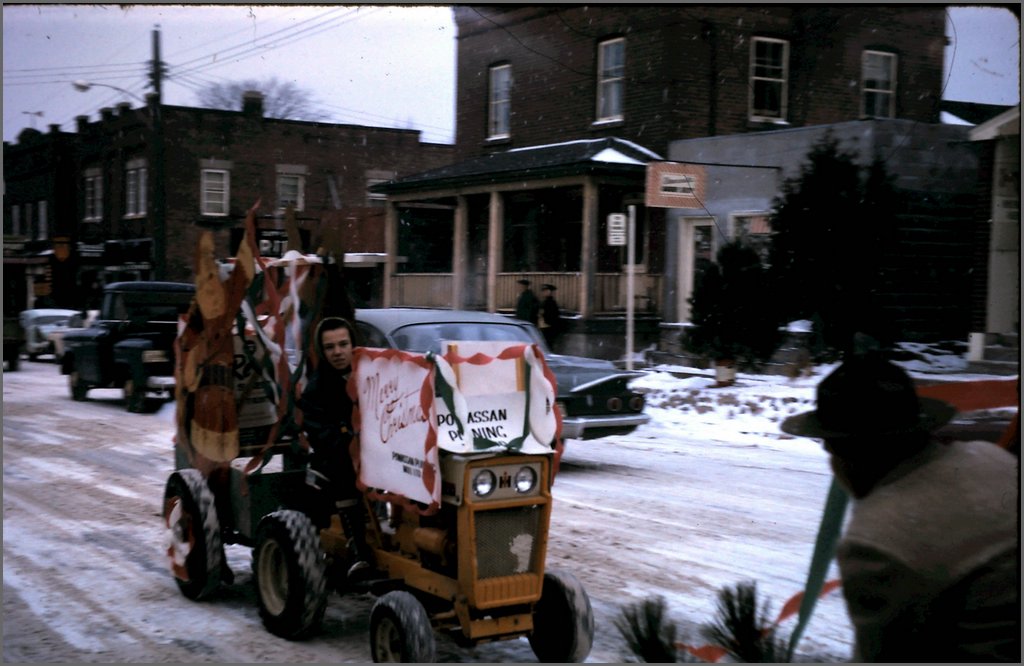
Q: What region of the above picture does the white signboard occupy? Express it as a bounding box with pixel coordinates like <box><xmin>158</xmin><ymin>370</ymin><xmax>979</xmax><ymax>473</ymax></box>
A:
<box><xmin>352</xmin><ymin>348</ymin><xmax>440</xmax><ymax>507</ymax></box>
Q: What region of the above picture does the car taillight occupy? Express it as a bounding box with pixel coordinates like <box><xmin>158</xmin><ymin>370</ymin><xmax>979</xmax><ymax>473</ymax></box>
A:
<box><xmin>606</xmin><ymin>396</ymin><xmax>622</xmax><ymax>412</ymax></box>
<box><xmin>628</xmin><ymin>395</ymin><xmax>645</xmax><ymax>411</ymax></box>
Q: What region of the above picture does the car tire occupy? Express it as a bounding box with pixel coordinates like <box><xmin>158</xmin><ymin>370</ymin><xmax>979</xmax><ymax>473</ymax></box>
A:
<box><xmin>528</xmin><ymin>569</ymin><xmax>595</xmax><ymax>663</ymax></box>
<box><xmin>369</xmin><ymin>590</ymin><xmax>436</xmax><ymax>663</ymax></box>
<box><xmin>163</xmin><ymin>469</ymin><xmax>224</xmax><ymax>601</ymax></box>
<box><xmin>28</xmin><ymin>352</ymin><xmax>38</xmax><ymax>362</ymax></box>
<box><xmin>253</xmin><ymin>509</ymin><xmax>328</xmax><ymax>640</ymax></box>
<box><xmin>69</xmin><ymin>370</ymin><xmax>88</xmax><ymax>401</ymax></box>
<box><xmin>124</xmin><ymin>378</ymin><xmax>149</xmax><ymax>413</ymax></box>
<box><xmin>7</xmin><ymin>351</ymin><xmax>19</xmax><ymax>372</ymax></box>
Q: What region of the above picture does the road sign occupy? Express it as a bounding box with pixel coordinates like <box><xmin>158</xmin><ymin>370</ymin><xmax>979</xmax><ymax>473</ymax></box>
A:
<box><xmin>607</xmin><ymin>213</ymin><xmax>626</xmax><ymax>246</ymax></box>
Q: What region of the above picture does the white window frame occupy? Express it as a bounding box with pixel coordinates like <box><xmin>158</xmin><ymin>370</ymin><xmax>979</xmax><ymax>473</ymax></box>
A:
<box><xmin>365</xmin><ymin>169</ymin><xmax>395</xmax><ymax>207</ymax></box>
<box><xmin>861</xmin><ymin>50</ymin><xmax>897</xmax><ymax>118</ymax></box>
<box><xmin>125</xmin><ymin>159</ymin><xmax>148</xmax><ymax>217</ymax></box>
<box><xmin>200</xmin><ymin>168</ymin><xmax>230</xmax><ymax>216</ymax></box>
<box><xmin>596</xmin><ymin>37</ymin><xmax>625</xmax><ymax>123</ymax></box>
<box><xmin>84</xmin><ymin>168</ymin><xmax>103</xmax><ymax>221</ymax></box>
<box><xmin>276</xmin><ymin>164</ymin><xmax>307</xmax><ymax>212</ymax></box>
<box><xmin>488</xmin><ymin>64</ymin><xmax>512</xmax><ymax>139</ymax></box>
<box><xmin>731</xmin><ymin>211</ymin><xmax>772</xmax><ymax>266</ymax></box>
<box><xmin>749</xmin><ymin>37</ymin><xmax>789</xmax><ymax>122</ymax></box>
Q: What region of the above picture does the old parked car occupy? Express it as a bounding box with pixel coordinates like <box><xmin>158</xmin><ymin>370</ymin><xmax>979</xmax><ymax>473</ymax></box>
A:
<box><xmin>60</xmin><ymin>281</ymin><xmax>195</xmax><ymax>412</ymax></box>
<box><xmin>354</xmin><ymin>308</ymin><xmax>650</xmax><ymax>441</ymax></box>
<box><xmin>19</xmin><ymin>308</ymin><xmax>83</xmax><ymax>360</ymax></box>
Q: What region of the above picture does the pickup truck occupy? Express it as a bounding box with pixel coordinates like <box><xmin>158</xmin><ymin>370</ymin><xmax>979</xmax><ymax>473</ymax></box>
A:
<box><xmin>60</xmin><ymin>281</ymin><xmax>195</xmax><ymax>412</ymax></box>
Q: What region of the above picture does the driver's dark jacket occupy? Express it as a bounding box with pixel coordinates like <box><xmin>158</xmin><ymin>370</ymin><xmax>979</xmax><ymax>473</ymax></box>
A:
<box><xmin>297</xmin><ymin>362</ymin><xmax>359</xmax><ymax>501</ymax></box>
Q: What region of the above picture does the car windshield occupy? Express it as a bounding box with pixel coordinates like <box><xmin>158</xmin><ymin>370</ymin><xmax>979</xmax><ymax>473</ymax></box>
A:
<box><xmin>390</xmin><ymin>322</ymin><xmax>539</xmax><ymax>355</ymax></box>
<box><xmin>107</xmin><ymin>291</ymin><xmax>194</xmax><ymax>322</ymax></box>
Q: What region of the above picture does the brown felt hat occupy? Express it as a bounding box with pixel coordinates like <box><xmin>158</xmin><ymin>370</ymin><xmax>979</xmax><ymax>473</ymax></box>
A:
<box><xmin>781</xmin><ymin>355</ymin><xmax>955</xmax><ymax>439</ymax></box>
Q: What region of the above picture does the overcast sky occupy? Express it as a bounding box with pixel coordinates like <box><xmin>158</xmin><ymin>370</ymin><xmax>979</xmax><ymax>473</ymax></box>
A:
<box><xmin>2</xmin><ymin>4</ymin><xmax>1020</xmax><ymax>146</ymax></box>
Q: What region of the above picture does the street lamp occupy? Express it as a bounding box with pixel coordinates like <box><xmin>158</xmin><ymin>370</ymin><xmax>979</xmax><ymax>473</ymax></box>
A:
<box><xmin>72</xmin><ymin>80</ymin><xmax>147</xmax><ymax>104</ymax></box>
<box><xmin>72</xmin><ymin>77</ymin><xmax>166</xmax><ymax>280</ymax></box>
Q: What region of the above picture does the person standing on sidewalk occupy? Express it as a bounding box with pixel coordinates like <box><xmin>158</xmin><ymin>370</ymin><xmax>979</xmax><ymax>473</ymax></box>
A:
<box><xmin>781</xmin><ymin>353</ymin><xmax>1019</xmax><ymax>662</ymax></box>
<box><xmin>538</xmin><ymin>283</ymin><xmax>562</xmax><ymax>349</ymax></box>
<box><xmin>515</xmin><ymin>278</ymin><xmax>540</xmax><ymax>324</ymax></box>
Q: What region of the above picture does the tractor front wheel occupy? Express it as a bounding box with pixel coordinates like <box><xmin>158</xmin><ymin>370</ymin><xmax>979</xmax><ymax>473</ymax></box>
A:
<box><xmin>528</xmin><ymin>569</ymin><xmax>595</xmax><ymax>663</ymax></box>
<box><xmin>369</xmin><ymin>590</ymin><xmax>436</xmax><ymax>663</ymax></box>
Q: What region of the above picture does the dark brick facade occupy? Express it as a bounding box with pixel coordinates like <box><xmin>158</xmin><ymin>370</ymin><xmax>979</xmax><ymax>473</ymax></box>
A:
<box><xmin>453</xmin><ymin>6</ymin><xmax>945</xmax><ymax>159</ymax></box>
<box><xmin>4</xmin><ymin>94</ymin><xmax>453</xmax><ymax>305</ymax></box>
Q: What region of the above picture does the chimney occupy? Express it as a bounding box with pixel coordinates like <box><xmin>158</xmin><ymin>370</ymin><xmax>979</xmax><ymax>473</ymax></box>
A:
<box><xmin>117</xmin><ymin>102</ymin><xmax>132</xmax><ymax>116</ymax></box>
<box><xmin>100</xmin><ymin>107</ymin><xmax>114</xmax><ymax>122</ymax></box>
<box><xmin>48</xmin><ymin>124</ymin><xmax>61</xmax><ymax>135</ymax></box>
<box><xmin>76</xmin><ymin>115</ymin><xmax>89</xmax><ymax>132</ymax></box>
<box><xmin>242</xmin><ymin>90</ymin><xmax>264</xmax><ymax>117</ymax></box>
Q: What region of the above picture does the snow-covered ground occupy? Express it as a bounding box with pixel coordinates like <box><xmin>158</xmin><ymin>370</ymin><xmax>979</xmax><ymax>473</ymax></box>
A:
<box><xmin>2</xmin><ymin>344</ymin><xmax>1017</xmax><ymax>663</ymax></box>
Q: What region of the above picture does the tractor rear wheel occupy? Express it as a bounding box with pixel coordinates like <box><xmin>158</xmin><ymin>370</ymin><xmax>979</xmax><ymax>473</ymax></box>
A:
<box><xmin>253</xmin><ymin>510</ymin><xmax>328</xmax><ymax>640</ymax></box>
<box><xmin>163</xmin><ymin>469</ymin><xmax>224</xmax><ymax>601</ymax></box>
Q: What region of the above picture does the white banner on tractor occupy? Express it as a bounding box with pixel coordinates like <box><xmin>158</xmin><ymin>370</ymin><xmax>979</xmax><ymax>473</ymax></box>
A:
<box><xmin>350</xmin><ymin>341</ymin><xmax>560</xmax><ymax>510</ymax></box>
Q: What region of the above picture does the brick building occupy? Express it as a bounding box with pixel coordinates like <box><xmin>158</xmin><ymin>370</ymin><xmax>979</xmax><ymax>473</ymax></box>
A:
<box><xmin>373</xmin><ymin>5</ymin><xmax>964</xmax><ymax>356</ymax></box>
<box><xmin>4</xmin><ymin>91</ymin><xmax>453</xmax><ymax>308</ymax></box>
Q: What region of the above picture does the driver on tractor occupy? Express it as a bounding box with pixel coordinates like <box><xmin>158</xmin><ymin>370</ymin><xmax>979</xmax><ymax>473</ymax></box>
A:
<box><xmin>297</xmin><ymin>316</ymin><xmax>374</xmax><ymax>581</ymax></box>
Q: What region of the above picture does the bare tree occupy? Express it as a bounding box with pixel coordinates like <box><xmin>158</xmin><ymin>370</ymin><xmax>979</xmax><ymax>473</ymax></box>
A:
<box><xmin>195</xmin><ymin>77</ymin><xmax>331</xmax><ymax>122</ymax></box>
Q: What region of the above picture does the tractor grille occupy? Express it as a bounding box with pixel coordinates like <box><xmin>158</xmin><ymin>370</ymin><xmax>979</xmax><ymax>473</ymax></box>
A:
<box><xmin>475</xmin><ymin>505</ymin><xmax>543</xmax><ymax>579</ymax></box>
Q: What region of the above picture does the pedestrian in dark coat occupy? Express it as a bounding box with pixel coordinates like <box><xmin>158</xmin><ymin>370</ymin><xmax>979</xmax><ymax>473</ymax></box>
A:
<box><xmin>538</xmin><ymin>283</ymin><xmax>562</xmax><ymax>349</ymax></box>
<box><xmin>781</xmin><ymin>353</ymin><xmax>1020</xmax><ymax>662</ymax></box>
<box><xmin>515</xmin><ymin>278</ymin><xmax>540</xmax><ymax>323</ymax></box>
<box><xmin>298</xmin><ymin>316</ymin><xmax>373</xmax><ymax>580</ymax></box>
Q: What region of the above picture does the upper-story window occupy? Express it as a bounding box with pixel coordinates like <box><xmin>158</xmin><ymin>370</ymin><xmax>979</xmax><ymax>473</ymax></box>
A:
<box><xmin>862</xmin><ymin>50</ymin><xmax>897</xmax><ymax>118</ymax></box>
<box><xmin>596</xmin><ymin>37</ymin><xmax>625</xmax><ymax>122</ymax></box>
<box><xmin>36</xmin><ymin>200</ymin><xmax>48</xmax><ymax>240</ymax></box>
<box><xmin>365</xmin><ymin>169</ymin><xmax>396</xmax><ymax>207</ymax></box>
<box><xmin>9</xmin><ymin>205</ymin><xmax>21</xmax><ymax>236</ymax></box>
<box><xmin>488</xmin><ymin>64</ymin><xmax>512</xmax><ymax>139</ymax></box>
<box><xmin>276</xmin><ymin>164</ymin><xmax>307</xmax><ymax>212</ymax></box>
<box><xmin>84</xmin><ymin>168</ymin><xmax>103</xmax><ymax>221</ymax></box>
<box><xmin>750</xmin><ymin>37</ymin><xmax>789</xmax><ymax>121</ymax></box>
<box><xmin>125</xmin><ymin>159</ymin><xmax>148</xmax><ymax>217</ymax></box>
<box><xmin>200</xmin><ymin>162</ymin><xmax>231</xmax><ymax>216</ymax></box>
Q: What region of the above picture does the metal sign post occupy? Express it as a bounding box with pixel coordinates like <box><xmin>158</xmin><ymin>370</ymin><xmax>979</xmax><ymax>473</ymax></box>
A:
<box><xmin>626</xmin><ymin>205</ymin><xmax>636</xmax><ymax>371</ymax></box>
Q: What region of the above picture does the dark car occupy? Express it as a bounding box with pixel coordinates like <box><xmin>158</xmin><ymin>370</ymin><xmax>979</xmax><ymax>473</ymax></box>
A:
<box><xmin>60</xmin><ymin>281</ymin><xmax>195</xmax><ymax>412</ymax></box>
<box><xmin>354</xmin><ymin>308</ymin><xmax>650</xmax><ymax>440</ymax></box>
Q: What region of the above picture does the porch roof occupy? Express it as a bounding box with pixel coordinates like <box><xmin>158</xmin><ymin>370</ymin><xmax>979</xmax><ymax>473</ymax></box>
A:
<box><xmin>371</xmin><ymin>137</ymin><xmax>662</xmax><ymax>195</ymax></box>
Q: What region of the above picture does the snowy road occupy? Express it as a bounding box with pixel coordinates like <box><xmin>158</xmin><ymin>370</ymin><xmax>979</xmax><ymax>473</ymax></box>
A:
<box><xmin>3</xmin><ymin>358</ymin><xmax>855</xmax><ymax>662</ymax></box>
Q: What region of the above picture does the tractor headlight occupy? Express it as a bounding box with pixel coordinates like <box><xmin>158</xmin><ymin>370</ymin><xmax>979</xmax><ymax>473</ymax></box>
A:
<box><xmin>514</xmin><ymin>466</ymin><xmax>537</xmax><ymax>494</ymax></box>
<box><xmin>472</xmin><ymin>469</ymin><xmax>496</xmax><ymax>497</ymax></box>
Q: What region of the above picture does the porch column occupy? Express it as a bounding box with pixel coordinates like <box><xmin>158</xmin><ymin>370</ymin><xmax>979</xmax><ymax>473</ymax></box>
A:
<box><xmin>452</xmin><ymin>195</ymin><xmax>469</xmax><ymax>309</ymax></box>
<box><xmin>487</xmin><ymin>190</ymin><xmax>504</xmax><ymax>313</ymax></box>
<box><xmin>383</xmin><ymin>201</ymin><xmax>398</xmax><ymax>308</ymax></box>
<box><xmin>579</xmin><ymin>178</ymin><xmax>599</xmax><ymax>318</ymax></box>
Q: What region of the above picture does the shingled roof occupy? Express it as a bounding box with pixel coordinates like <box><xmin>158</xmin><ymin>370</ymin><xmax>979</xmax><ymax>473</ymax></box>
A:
<box><xmin>371</xmin><ymin>137</ymin><xmax>663</xmax><ymax>195</ymax></box>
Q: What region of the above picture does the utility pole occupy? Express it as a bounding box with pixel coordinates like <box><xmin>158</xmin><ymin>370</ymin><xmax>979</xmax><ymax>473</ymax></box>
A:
<box><xmin>149</xmin><ymin>25</ymin><xmax>167</xmax><ymax>280</ymax></box>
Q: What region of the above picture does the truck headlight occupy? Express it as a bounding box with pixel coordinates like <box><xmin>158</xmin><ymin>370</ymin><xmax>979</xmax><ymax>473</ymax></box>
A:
<box><xmin>142</xmin><ymin>350</ymin><xmax>168</xmax><ymax>363</ymax></box>
<box><xmin>472</xmin><ymin>469</ymin><xmax>496</xmax><ymax>497</ymax></box>
<box><xmin>514</xmin><ymin>466</ymin><xmax>537</xmax><ymax>494</ymax></box>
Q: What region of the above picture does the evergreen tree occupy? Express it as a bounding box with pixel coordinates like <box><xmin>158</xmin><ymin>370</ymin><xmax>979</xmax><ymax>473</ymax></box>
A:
<box><xmin>685</xmin><ymin>240</ymin><xmax>783</xmax><ymax>370</ymax></box>
<box><xmin>767</xmin><ymin>133</ymin><xmax>897</xmax><ymax>359</ymax></box>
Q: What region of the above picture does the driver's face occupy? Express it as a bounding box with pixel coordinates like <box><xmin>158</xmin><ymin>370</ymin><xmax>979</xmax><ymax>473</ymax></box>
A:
<box><xmin>322</xmin><ymin>327</ymin><xmax>353</xmax><ymax>372</ymax></box>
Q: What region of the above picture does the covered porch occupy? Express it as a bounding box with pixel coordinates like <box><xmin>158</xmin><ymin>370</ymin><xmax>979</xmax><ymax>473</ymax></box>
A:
<box><xmin>373</xmin><ymin>138</ymin><xmax>666</xmax><ymax>329</ymax></box>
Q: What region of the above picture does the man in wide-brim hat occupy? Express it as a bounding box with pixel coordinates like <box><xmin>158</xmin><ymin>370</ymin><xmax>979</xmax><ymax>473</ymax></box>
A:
<box><xmin>781</xmin><ymin>353</ymin><xmax>1019</xmax><ymax>662</ymax></box>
